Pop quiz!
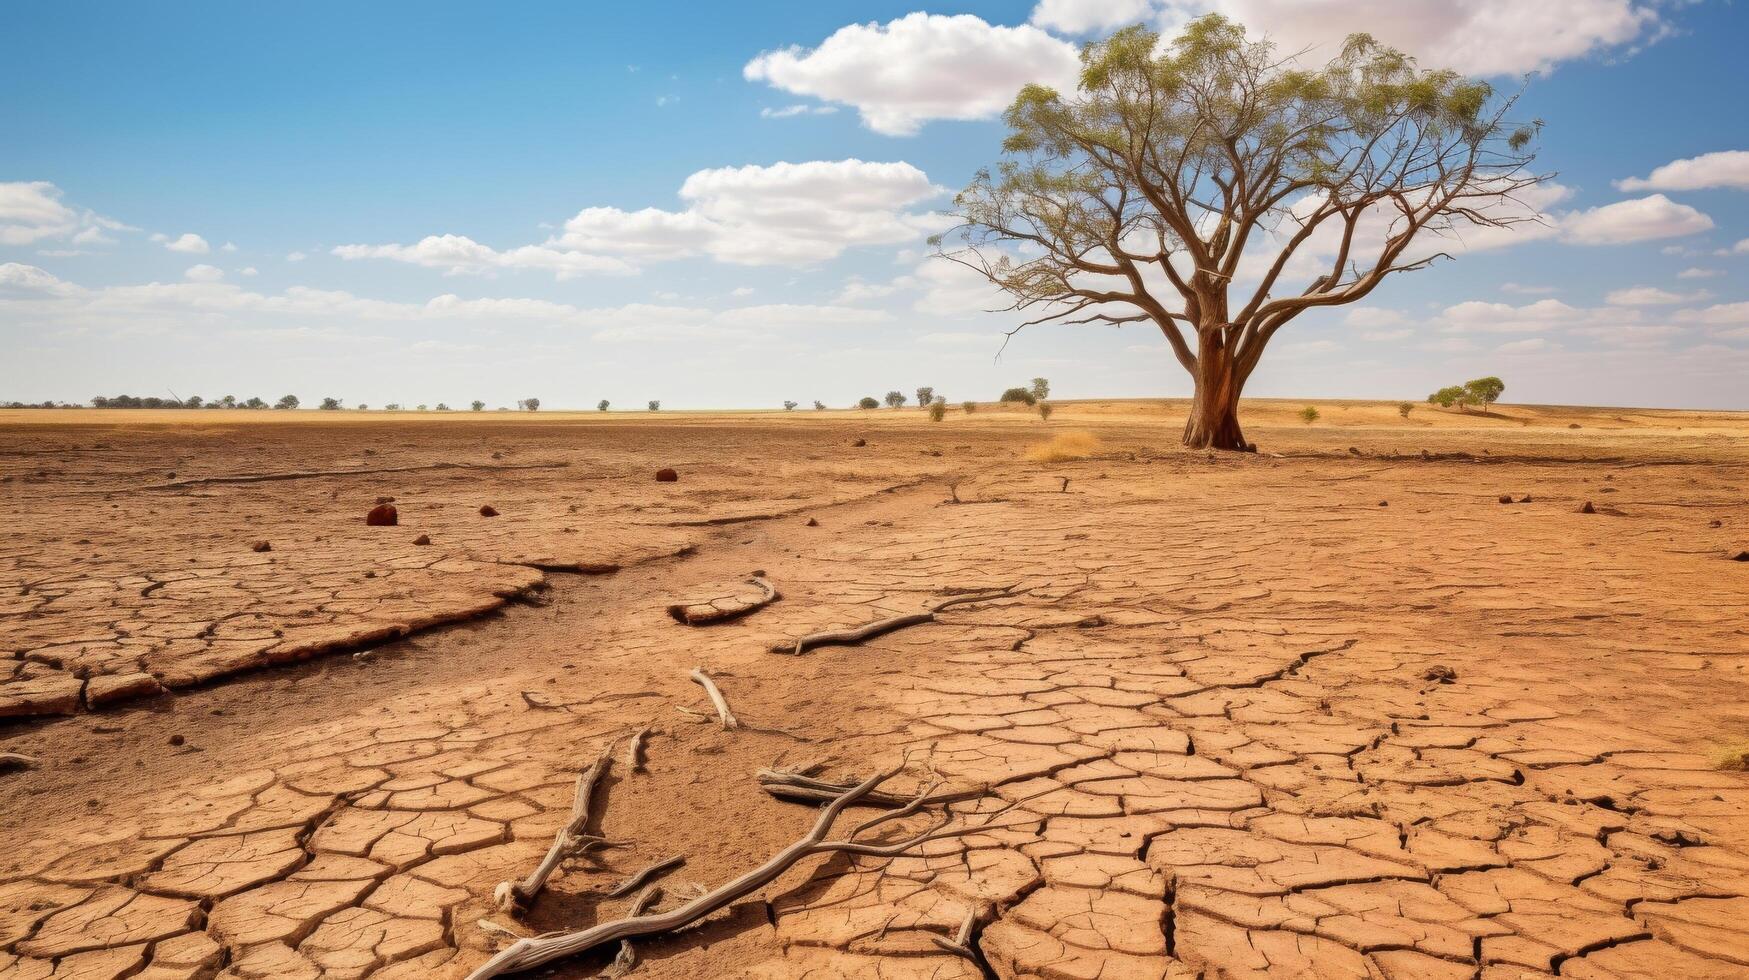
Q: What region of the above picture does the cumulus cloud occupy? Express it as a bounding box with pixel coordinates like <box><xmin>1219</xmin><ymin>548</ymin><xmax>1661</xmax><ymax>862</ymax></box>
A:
<box><xmin>0</xmin><ymin>181</ymin><xmax>131</xmax><ymax>247</ymax></box>
<box><xmin>342</xmin><ymin>160</ymin><xmax>945</xmax><ymax>277</ymax></box>
<box><xmin>1677</xmin><ymin>267</ymin><xmax>1722</xmax><ymax>279</ymax></box>
<box><xmin>1557</xmin><ymin>194</ymin><xmax>1713</xmax><ymax>245</ymax></box>
<box><xmin>1031</xmin><ymin>0</ymin><xmax>1159</xmax><ymax>33</ymax></box>
<box><xmin>1604</xmin><ymin>285</ymin><xmax>1709</xmax><ymax>306</ymax></box>
<box><xmin>1617</xmin><ymin>150</ymin><xmax>1749</xmax><ymax>192</ymax></box>
<box><xmin>759</xmin><ymin>104</ymin><xmax>837</xmax><ymax>119</ymax></box>
<box><xmin>744</xmin><ymin>13</ymin><xmax>1080</xmax><ymax>136</ymax></box>
<box><xmin>183</xmin><ymin>264</ymin><xmax>225</xmax><ymax>282</ymax></box>
<box><xmin>154</xmin><ymin>232</ymin><xmax>211</xmax><ymax>254</ymax></box>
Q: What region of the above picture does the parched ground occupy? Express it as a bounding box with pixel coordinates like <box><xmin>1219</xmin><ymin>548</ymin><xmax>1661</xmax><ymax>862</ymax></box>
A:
<box><xmin>2</xmin><ymin>399</ymin><xmax>1748</xmax><ymax>980</ymax></box>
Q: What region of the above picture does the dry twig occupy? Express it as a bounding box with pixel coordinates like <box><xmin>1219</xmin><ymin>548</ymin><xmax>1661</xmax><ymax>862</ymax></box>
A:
<box><xmin>772</xmin><ymin>587</ymin><xmax>1020</xmax><ymax>656</ymax></box>
<box><xmin>495</xmin><ymin>738</ymin><xmax>623</xmax><ymax>913</ymax></box>
<box><xmin>689</xmin><ymin>668</ymin><xmax>739</xmax><ymax>729</ymax></box>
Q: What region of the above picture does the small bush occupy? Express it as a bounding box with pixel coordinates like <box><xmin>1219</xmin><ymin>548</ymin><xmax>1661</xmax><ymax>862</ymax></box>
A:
<box><xmin>1300</xmin><ymin>405</ymin><xmax>1319</xmax><ymax>424</ymax></box>
<box><xmin>1029</xmin><ymin>377</ymin><xmax>1050</xmax><ymax>401</ymax></box>
<box><xmin>962</xmin><ymin>401</ymin><xmax>976</xmax><ymax>413</ymax></box>
<box><xmin>319</xmin><ymin>397</ymin><xmax>342</xmax><ymax>410</ymax></box>
<box><xmin>929</xmin><ymin>401</ymin><xmax>946</xmax><ymax>421</ymax></box>
<box><xmin>435</xmin><ymin>403</ymin><xmax>450</xmax><ymax>411</ymax></box>
<box><xmin>1397</xmin><ymin>402</ymin><xmax>1413</xmax><ymax>419</ymax></box>
<box><xmin>813</xmin><ymin>400</ymin><xmax>826</xmax><ymax>411</ymax></box>
<box><xmin>648</xmin><ymin>400</ymin><xmax>660</xmax><ymax>411</ymax></box>
<box><xmin>1025</xmin><ymin>431</ymin><xmax>1102</xmax><ymax>462</ymax></box>
<box><xmin>598</xmin><ymin>399</ymin><xmax>610</xmax><ymax>412</ymax></box>
<box><xmin>858</xmin><ymin>396</ymin><xmax>880</xmax><ymax>409</ymax></box>
<box><xmin>999</xmin><ymin>387</ymin><xmax>1036</xmax><ymax>406</ymax></box>
<box><xmin>783</xmin><ymin>400</ymin><xmax>798</xmax><ymax>411</ymax></box>
<box><xmin>472</xmin><ymin>400</ymin><xmax>486</xmax><ymax>412</ymax></box>
<box><xmin>884</xmin><ymin>390</ymin><xmax>906</xmax><ymax>408</ymax></box>
<box><xmin>1038</xmin><ymin>401</ymin><xmax>1054</xmax><ymax>421</ymax></box>
<box><xmin>1714</xmin><ymin>744</ymin><xmax>1749</xmax><ymax>771</ymax></box>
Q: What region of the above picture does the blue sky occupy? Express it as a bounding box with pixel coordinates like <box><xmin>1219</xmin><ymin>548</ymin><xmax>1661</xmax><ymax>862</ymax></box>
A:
<box><xmin>4</xmin><ymin>0</ymin><xmax>1747</xmax><ymax>409</ymax></box>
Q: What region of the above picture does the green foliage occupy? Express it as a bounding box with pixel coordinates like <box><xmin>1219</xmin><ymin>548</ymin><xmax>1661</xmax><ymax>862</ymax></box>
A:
<box><xmin>1398</xmin><ymin>401</ymin><xmax>1414</xmax><ymax>418</ymax></box>
<box><xmin>275</xmin><ymin>394</ymin><xmax>299</xmax><ymax>410</ymax></box>
<box><xmin>929</xmin><ymin>401</ymin><xmax>947</xmax><ymax>422</ymax></box>
<box><xmin>1463</xmin><ymin>376</ymin><xmax>1505</xmax><ymax>412</ymax></box>
<box><xmin>783</xmin><ymin>400</ymin><xmax>798</xmax><ymax>410</ymax></box>
<box><xmin>1037</xmin><ymin>401</ymin><xmax>1054</xmax><ymax>421</ymax></box>
<box><xmin>1428</xmin><ymin>386</ymin><xmax>1464</xmax><ymax>408</ymax></box>
<box><xmin>472</xmin><ymin>400</ymin><xmax>486</xmax><ymax>412</ymax></box>
<box><xmin>813</xmin><ymin>400</ymin><xmax>826</xmax><ymax>411</ymax></box>
<box><xmin>435</xmin><ymin>403</ymin><xmax>450</xmax><ymax>411</ymax></box>
<box><xmin>1029</xmin><ymin>377</ymin><xmax>1050</xmax><ymax>400</ymax></box>
<box><xmin>519</xmin><ymin>397</ymin><xmax>540</xmax><ymax>412</ymax></box>
<box><xmin>884</xmin><ymin>390</ymin><xmax>906</xmax><ymax>408</ymax></box>
<box><xmin>383</xmin><ymin>402</ymin><xmax>401</xmax><ymax>411</ymax></box>
<box><xmin>1000</xmin><ymin>387</ymin><xmax>1037</xmax><ymax>406</ymax></box>
<box><xmin>319</xmin><ymin>397</ymin><xmax>341</xmax><ymax>410</ymax></box>
<box><xmin>649</xmin><ymin>400</ymin><xmax>661</xmax><ymax>411</ymax></box>
<box><xmin>598</xmin><ymin>399</ymin><xmax>610</xmax><ymax>412</ymax></box>
<box><xmin>1299</xmin><ymin>405</ymin><xmax>1320</xmax><ymax>424</ymax></box>
<box><xmin>858</xmin><ymin>396</ymin><xmax>880</xmax><ymax>409</ymax></box>
<box><xmin>962</xmin><ymin>401</ymin><xmax>977</xmax><ymax>413</ymax></box>
<box><xmin>915</xmin><ymin>386</ymin><xmax>935</xmax><ymax>407</ymax></box>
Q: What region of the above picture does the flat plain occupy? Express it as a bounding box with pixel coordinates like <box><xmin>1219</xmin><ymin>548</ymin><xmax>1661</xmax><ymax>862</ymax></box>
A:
<box><xmin>3</xmin><ymin>398</ymin><xmax>1748</xmax><ymax>979</ymax></box>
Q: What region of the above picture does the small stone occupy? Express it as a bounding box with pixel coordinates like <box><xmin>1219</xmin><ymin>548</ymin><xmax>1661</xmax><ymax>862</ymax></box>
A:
<box><xmin>1422</xmin><ymin>664</ymin><xmax>1457</xmax><ymax>683</ymax></box>
<box><xmin>805</xmin><ymin>517</ymin><xmax>819</xmax><ymax>527</ymax></box>
<box><xmin>250</xmin><ymin>540</ymin><xmax>272</xmax><ymax>553</ymax></box>
<box><xmin>655</xmin><ymin>468</ymin><xmax>679</xmax><ymax>482</ymax></box>
<box><xmin>413</xmin><ymin>534</ymin><xmax>431</xmax><ymax>546</ymax></box>
<box><xmin>479</xmin><ymin>505</ymin><xmax>499</xmax><ymax>517</ymax></box>
<box><xmin>1579</xmin><ymin>501</ymin><xmax>1597</xmax><ymax>514</ymax></box>
<box><xmin>1569</xmin><ymin>423</ymin><xmax>1581</xmax><ymax>429</ymax></box>
<box><xmin>1732</xmin><ymin>551</ymin><xmax>1749</xmax><ymax>563</ymax></box>
<box><xmin>168</xmin><ymin>734</ymin><xmax>186</xmax><ymax>746</ymax></box>
<box><xmin>366</xmin><ymin>503</ymin><xmax>398</xmax><ymax>526</ymax></box>
<box><xmin>1378</xmin><ymin>500</ymin><xmax>1388</xmax><ymax>507</ymax></box>
<box><xmin>1498</xmin><ymin>494</ymin><xmax>1513</xmax><ymax>504</ymax></box>
<box><xmin>852</xmin><ymin>438</ymin><xmax>867</xmax><ymax>447</ymax></box>
<box><xmin>1518</xmin><ymin>495</ymin><xmax>1532</xmax><ymax>503</ymax></box>
<box><xmin>375</xmin><ymin>495</ymin><xmax>395</xmax><ymax>505</ymax></box>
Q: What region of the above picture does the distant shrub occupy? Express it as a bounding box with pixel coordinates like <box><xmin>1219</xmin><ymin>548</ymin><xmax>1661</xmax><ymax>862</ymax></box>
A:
<box><xmin>435</xmin><ymin>402</ymin><xmax>450</xmax><ymax>411</ymax></box>
<box><xmin>1300</xmin><ymin>405</ymin><xmax>1320</xmax><ymax>424</ymax></box>
<box><xmin>884</xmin><ymin>390</ymin><xmax>906</xmax><ymax>408</ymax></box>
<box><xmin>1029</xmin><ymin>377</ymin><xmax>1050</xmax><ymax>401</ymax></box>
<box><xmin>813</xmin><ymin>400</ymin><xmax>826</xmax><ymax>411</ymax></box>
<box><xmin>858</xmin><ymin>396</ymin><xmax>880</xmax><ymax>409</ymax></box>
<box><xmin>519</xmin><ymin>397</ymin><xmax>541</xmax><ymax>412</ymax></box>
<box><xmin>471</xmin><ymin>400</ymin><xmax>486</xmax><ymax>412</ymax></box>
<box><xmin>275</xmin><ymin>394</ymin><xmax>300</xmax><ymax>410</ymax></box>
<box><xmin>962</xmin><ymin>401</ymin><xmax>976</xmax><ymax>413</ymax></box>
<box><xmin>915</xmin><ymin>386</ymin><xmax>935</xmax><ymax>407</ymax></box>
<box><xmin>357</xmin><ymin>404</ymin><xmax>369</xmax><ymax>410</ymax></box>
<box><xmin>1025</xmin><ymin>431</ymin><xmax>1102</xmax><ymax>462</ymax></box>
<box><xmin>1428</xmin><ymin>386</ymin><xmax>1464</xmax><ymax>409</ymax></box>
<box><xmin>1398</xmin><ymin>401</ymin><xmax>1413</xmax><ymax>418</ymax></box>
<box><xmin>783</xmin><ymin>400</ymin><xmax>798</xmax><ymax>411</ymax></box>
<box><xmin>184</xmin><ymin>395</ymin><xmax>204</xmax><ymax>408</ymax></box>
<box><xmin>1038</xmin><ymin>401</ymin><xmax>1054</xmax><ymax>421</ymax></box>
<box><xmin>416</xmin><ymin>404</ymin><xmax>428</xmax><ymax>411</ymax></box>
<box><xmin>319</xmin><ymin>397</ymin><xmax>341</xmax><ymax>410</ymax></box>
<box><xmin>598</xmin><ymin>399</ymin><xmax>610</xmax><ymax>412</ymax></box>
<box><xmin>383</xmin><ymin>402</ymin><xmax>401</xmax><ymax>411</ymax></box>
<box><xmin>929</xmin><ymin>401</ymin><xmax>946</xmax><ymax>421</ymax></box>
<box><xmin>999</xmin><ymin>387</ymin><xmax>1036</xmax><ymax>406</ymax></box>
<box><xmin>648</xmin><ymin>400</ymin><xmax>661</xmax><ymax>411</ymax></box>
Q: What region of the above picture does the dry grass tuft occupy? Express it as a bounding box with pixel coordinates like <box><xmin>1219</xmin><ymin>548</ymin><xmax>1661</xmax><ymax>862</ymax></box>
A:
<box><xmin>1713</xmin><ymin>744</ymin><xmax>1749</xmax><ymax>771</ymax></box>
<box><xmin>1026</xmin><ymin>431</ymin><xmax>1104</xmax><ymax>463</ymax></box>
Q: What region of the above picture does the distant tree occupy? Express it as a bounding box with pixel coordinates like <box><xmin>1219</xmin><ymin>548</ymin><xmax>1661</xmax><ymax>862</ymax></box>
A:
<box><xmin>1300</xmin><ymin>405</ymin><xmax>1321</xmax><ymax>424</ymax></box>
<box><xmin>1029</xmin><ymin>378</ymin><xmax>1050</xmax><ymax>401</ymax></box>
<box><xmin>471</xmin><ymin>400</ymin><xmax>486</xmax><ymax>412</ymax></box>
<box><xmin>204</xmin><ymin>400</ymin><xmax>223</xmax><ymax>409</ymax></box>
<box><xmin>1000</xmin><ymin>387</ymin><xmax>1037</xmax><ymax>406</ymax></box>
<box><xmin>858</xmin><ymin>396</ymin><xmax>880</xmax><ymax>409</ymax></box>
<box><xmin>1038</xmin><ymin>401</ymin><xmax>1054</xmax><ymax>421</ymax></box>
<box><xmin>520</xmin><ymin>398</ymin><xmax>541</xmax><ymax>412</ymax></box>
<box><xmin>384</xmin><ymin>402</ymin><xmax>401</xmax><ymax>411</ymax></box>
<box><xmin>319</xmin><ymin>397</ymin><xmax>342</xmax><ymax>410</ymax></box>
<box><xmin>1398</xmin><ymin>401</ymin><xmax>1414</xmax><ymax>419</ymax></box>
<box><xmin>357</xmin><ymin>404</ymin><xmax>369</xmax><ymax>410</ymax></box>
<box><xmin>597</xmin><ymin>399</ymin><xmax>610</xmax><ymax>412</ymax></box>
<box><xmin>244</xmin><ymin>397</ymin><xmax>267</xmax><ymax>410</ymax></box>
<box><xmin>416</xmin><ymin>404</ymin><xmax>428</xmax><ymax>411</ymax></box>
<box><xmin>962</xmin><ymin>401</ymin><xmax>977</xmax><ymax>414</ymax></box>
<box><xmin>938</xmin><ymin>18</ymin><xmax>1543</xmax><ymax>449</ymax></box>
<box><xmin>275</xmin><ymin>395</ymin><xmax>300</xmax><ymax>410</ymax></box>
<box><xmin>184</xmin><ymin>395</ymin><xmax>203</xmax><ymax>409</ymax></box>
<box><xmin>648</xmin><ymin>400</ymin><xmax>661</xmax><ymax>411</ymax></box>
<box><xmin>929</xmin><ymin>401</ymin><xmax>947</xmax><ymax>421</ymax></box>
<box><xmin>220</xmin><ymin>395</ymin><xmax>238</xmax><ymax>408</ymax></box>
<box><xmin>783</xmin><ymin>400</ymin><xmax>798</xmax><ymax>410</ymax></box>
<box><xmin>1464</xmin><ymin>376</ymin><xmax>1505</xmax><ymax>414</ymax></box>
<box><xmin>813</xmin><ymin>400</ymin><xmax>826</xmax><ymax>411</ymax></box>
<box><xmin>915</xmin><ymin>386</ymin><xmax>935</xmax><ymax>408</ymax></box>
<box><xmin>884</xmin><ymin>391</ymin><xmax>906</xmax><ymax>408</ymax></box>
<box><xmin>1428</xmin><ymin>386</ymin><xmax>1464</xmax><ymax>409</ymax></box>
<box><xmin>90</xmin><ymin>396</ymin><xmax>108</xmax><ymax>408</ymax></box>
<box><xmin>435</xmin><ymin>402</ymin><xmax>450</xmax><ymax>411</ymax></box>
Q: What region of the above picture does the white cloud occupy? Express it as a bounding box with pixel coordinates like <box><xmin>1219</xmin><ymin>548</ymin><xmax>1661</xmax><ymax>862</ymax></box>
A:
<box><xmin>1031</xmin><ymin>0</ymin><xmax>1158</xmax><ymax>33</ymax></box>
<box><xmin>332</xmin><ymin>234</ymin><xmax>634</xmax><ymax>278</ymax></box>
<box><xmin>1443</xmin><ymin>298</ymin><xmax>1587</xmax><ymax>333</ymax></box>
<box><xmin>1502</xmin><ymin>282</ymin><xmax>1560</xmax><ymax>295</ymax></box>
<box><xmin>760</xmin><ymin>104</ymin><xmax>838</xmax><ymax>118</ymax></box>
<box><xmin>1732</xmin><ymin>239</ymin><xmax>1749</xmax><ymax>255</ymax></box>
<box><xmin>1676</xmin><ymin>267</ymin><xmax>1722</xmax><ymax>280</ymax></box>
<box><xmin>286</xmin><ymin>250</ymin><xmax>307</xmax><ymax>262</ymax></box>
<box><xmin>1343</xmin><ymin>307</ymin><xmax>1409</xmax><ymax>329</ymax></box>
<box><xmin>183</xmin><ymin>264</ymin><xmax>225</xmax><ymax>282</ymax></box>
<box><xmin>1558</xmin><ymin>194</ymin><xmax>1713</xmax><ymax>245</ymax></box>
<box><xmin>730</xmin><ymin>286</ymin><xmax>755</xmax><ymax>297</ymax></box>
<box><xmin>156</xmin><ymin>232</ymin><xmax>210</xmax><ymax>254</ymax></box>
<box><xmin>1617</xmin><ymin>150</ymin><xmax>1749</xmax><ymax>192</ymax></box>
<box><xmin>0</xmin><ymin>262</ymin><xmax>84</xmax><ymax>297</ymax></box>
<box><xmin>1674</xmin><ymin>302</ymin><xmax>1749</xmax><ymax>326</ymax></box>
<box><xmin>744</xmin><ymin>13</ymin><xmax>1080</xmax><ymax>136</ymax></box>
<box><xmin>1604</xmin><ymin>285</ymin><xmax>1709</xmax><ymax>306</ymax></box>
<box><xmin>0</xmin><ymin>181</ymin><xmax>130</xmax><ymax>247</ymax></box>
<box><xmin>1076</xmin><ymin>0</ymin><xmax>1665</xmax><ymax>76</ymax></box>
<box><xmin>221</xmin><ymin>241</ymin><xmax>239</xmax><ymax>253</ymax></box>
<box><xmin>239</xmin><ymin>266</ymin><xmax>259</xmax><ymax>277</ymax></box>
<box><xmin>1497</xmin><ymin>337</ymin><xmax>1554</xmax><ymax>353</ymax></box>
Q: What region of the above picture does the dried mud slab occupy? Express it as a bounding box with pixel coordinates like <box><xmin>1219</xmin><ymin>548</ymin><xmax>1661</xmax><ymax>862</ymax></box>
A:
<box><xmin>666</xmin><ymin>577</ymin><xmax>780</xmax><ymax>625</ymax></box>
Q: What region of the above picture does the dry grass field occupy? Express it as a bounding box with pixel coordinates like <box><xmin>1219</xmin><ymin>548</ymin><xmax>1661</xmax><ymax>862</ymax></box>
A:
<box><xmin>3</xmin><ymin>398</ymin><xmax>1748</xmax><ymax>979</ymax></box>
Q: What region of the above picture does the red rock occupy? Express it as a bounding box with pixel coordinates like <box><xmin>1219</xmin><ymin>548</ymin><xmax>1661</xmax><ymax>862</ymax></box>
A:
<box><xmin>413</xmin><ymin>534</ymin><xmax>431</xmax><ymax>546</ymax></box>
<box><xmin>478</xmin><ymin>505</ymin><xmax>498</xmax><ymax>517</ymax></box>
<box><xmin>655</xmin><ymin>469</ymin><xmax>678</xmax><ymax>482</ymax></box>
<box><xmin>365</xmin><ymin>504</ymin><xmax>398</xmax><ymax>526</ymax></box>
<box><xmin>1732</xmin><ymin>551</ymin><xmax>1748</xmax><ymax>562</ymax></box>
<box><xmin>1498</xmin><ymin>494</ymin><xmax>1513</xmax><ymax>504</ymax></box>
<box><xmin>1579</xmin><ymin>501</ymin><xmax>1597</xmax><ymax>514</ymax></box>
<box><xmin>251</xmin><ymin>540</ymin><xmax>272</xmax><ymax>553</ymax></box>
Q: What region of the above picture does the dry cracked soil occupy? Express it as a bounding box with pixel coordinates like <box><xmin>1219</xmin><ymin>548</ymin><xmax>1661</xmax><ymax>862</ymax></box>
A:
<box><xmin>3</xmin><ymin>398</ymin><xmax>1748</xmax><ymax>980</ymax></box>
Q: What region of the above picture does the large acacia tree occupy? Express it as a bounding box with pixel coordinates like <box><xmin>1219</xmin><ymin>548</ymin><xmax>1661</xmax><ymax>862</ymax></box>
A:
<box><xmin>937</xmin><ymin>16</ymin><xmax>1544</xmax><ymax>449</ymax></box>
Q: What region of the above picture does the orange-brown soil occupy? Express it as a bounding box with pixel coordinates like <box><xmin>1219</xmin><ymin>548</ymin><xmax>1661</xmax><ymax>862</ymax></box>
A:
<box><xmin>2</xmin><ymin>399</ymin><xmax>1747</xmax><ymax>979</ymax></box>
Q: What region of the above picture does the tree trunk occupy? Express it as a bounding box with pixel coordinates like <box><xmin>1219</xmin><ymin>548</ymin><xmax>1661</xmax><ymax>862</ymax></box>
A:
<box><xmin>1182</xmin><ymin>330</ymin><xmax>1250</xmax><ymax>451</ymax></box>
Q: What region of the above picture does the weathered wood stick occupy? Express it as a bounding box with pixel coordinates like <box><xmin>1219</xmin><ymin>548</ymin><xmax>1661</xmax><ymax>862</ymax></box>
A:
<box><xmin>689</xmin><ymin>668</ymin><xmax>739</xmax><ymax>730</ymax></box>
<box><xmin>604</xmin><ymin>855</ymin><xmax>685</xmax><ymax>898</ymax></box>
<box><xmin>624</xmin><ymin>726</ymin><xmax>651</xmax><ymax>773</ymax></box>
<box><xmin>495</xmin><ymin>737</ymin><xmax>621</xmax><ymax>913</ymax></box>
<box><xmin>773</xmin><ymin>587</ymin><xmax>1019</xmax><ymax>656</ymax></box>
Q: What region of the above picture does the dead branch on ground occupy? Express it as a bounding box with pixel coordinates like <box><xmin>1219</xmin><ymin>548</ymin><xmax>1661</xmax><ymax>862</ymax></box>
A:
<box><xmin>624</xmin><ymin>726</ymin><xmax>651</xmax><ymax>772</ymax></box>
<box><xmin>138</xmin><ymin>460</ymin><xmax>569</xmax><ymax>491</ymax></box>
<box><xmin>772</xmin><ymin>586</ymin><xmax>1020</xmax><ymax>656</ymax></box>
<box><xmin>496</xmin><ymin>737</ymin><xmax>624</xmax><ymax>913</ymax></box>
<box><xmin>463</xmin><ymin>759</ymin><xmax>1022</xmax><ymax>979</ymax></box>
<box><xmin>604</xmin><ymin>855</ymin><xmax>685</xmax><ymax>898</ymax></box>
<box><xmin>689</xmin><ymin>668</ymin><xmax>739</xmax><ymax>729</ymax></box>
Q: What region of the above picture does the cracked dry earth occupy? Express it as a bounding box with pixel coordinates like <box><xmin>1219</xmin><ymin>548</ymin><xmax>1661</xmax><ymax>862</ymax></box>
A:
<box><xmin>4</xmin><ymin>405</ymin><xmax>1749</xmax><ymax>980</ymax></box>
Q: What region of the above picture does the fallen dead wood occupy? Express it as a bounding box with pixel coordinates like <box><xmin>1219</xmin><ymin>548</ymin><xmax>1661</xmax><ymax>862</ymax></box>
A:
<box><xmin>689</xmin><ymin>668</ymin><xmax>739</xmax><ymax>730</ymax></box>
<box><xmin>772</xmin><ymin>586</ymin><xmax>1020</xmax><ymax>656</ymax></box>
<box><xmin>496</xmin><ymin>737</ymin><xmax>623</xmax><ymax>913</ymax></box>
<box><xmin>137</xmin><ymin>459</ymin><xmax>569</xmax><ymax>491</ymax></box>
<box><xmin>598</xmin><ymin>885</ymin><xmax>663</xmax><ymax>979</ymax></box>
<box><xmin>0</xmin><ymin>752</ymin><xmax>39</xmax><ymax>773</ymax></box>
<box><xmin>624</xmin><ymin>727</ymin><xmax>652</xmax><ymax>773</ymax></box>
<box><xmin>756</xmin><ymin>768</ymin><xmax>920</xmax><ymax>807</ymax></box>
<box><xmin>463</xmin><ymin>759</ymin><xmax>1020</xmax><ymax>979</ymax></box>
<box><xmin>932</xmin><ymin>904</ymin><xmax>982</xmax><ymax>961</ymax></box>
<box><xmin>665</xmin><ymin>577</ymin><xmax>780</xmax><ymax>625</ymax></box>
<box><xmin>604</xmin><ymin>855</ymin><xmax>685</xmax><ymax>898</ymax></box>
